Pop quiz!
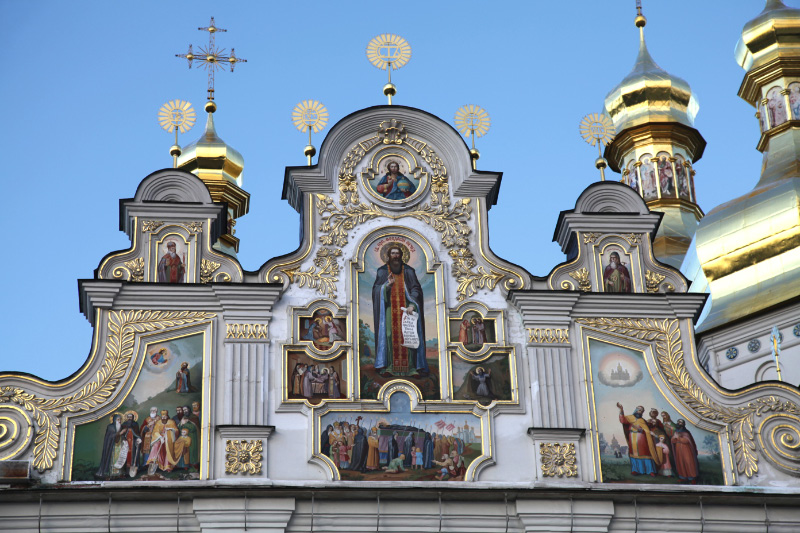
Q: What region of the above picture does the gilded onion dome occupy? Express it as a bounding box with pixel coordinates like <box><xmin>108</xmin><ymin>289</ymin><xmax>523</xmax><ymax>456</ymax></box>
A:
<box><xmin>693</xmin><ymin>0</ymin><xmax>800</xmax><ymax>332</ymax></box>
<box><xmin>603</xmin><ymin>20</ymin><xmax>698</xmax><ymax>133</ymax></box>
<box><xmin>177</xmin><ymin>103</ymin><xmax>249</xmax><ymax>252</ymax></box>
<box><xmin>603</xmin><ymin>9</ymin><xmax>705</xmax><ymax>269</ymax></box>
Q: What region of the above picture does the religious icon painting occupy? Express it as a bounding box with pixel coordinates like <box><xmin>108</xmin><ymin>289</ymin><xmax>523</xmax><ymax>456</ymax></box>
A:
<box><xmin>356</xmin><ymin>235</ymin><xmax>440</xmax><ymax>400</ymax></box>
<box><xmin>639</xmin><ymin>153</ymin><xmax>658</xmax><ymax>201</ymax></box>
<box><xmin>450</xmin><ymin>352</ymin><xmax>514</xmax><ymax>406</ymax></box>
<box><xmin>361</xmin><ymin>150</ymin><xmax>425</xmax><ymax>205</ymax></box>
<box><xmin>286</xmin><ymin>350</ymin><xmax>347</xmax><ymax>405</ymax></box>
<box><xmin>319</xmin><ymin>392</ymin><xmax>482</xmax><ymax>481</ymax></box>
<box><xmin>298</xmin><ymin>308</ymin><xmax>346</xmax><ymax>351</ymax></box>
<box><xmin>656</xmin><ymin>151</ymin><xmax>677</xmax><ymax>199</ymax></box>
<box><xmin>155</xmin><ymin>234</ymin><xmax>188</xmax><ymax>283</ymax></box>
<box><xmin>599</xmin><ymin>245</ymin><xmax>633</xmax><ymax>293</ymax></box>
<box><xmin>448</xmin><ymin>311</ymin><xmax>496</xmax><ymax>352</ymax></box>
<box><xmin>71</xmin><ymin>333</ymin><xmax>204</xmax><ymax>481</ymax></box>
<box><xmin>586</xmin><ymin>338</ymin><xmax>724</xmax><ymax>485</ymax></box>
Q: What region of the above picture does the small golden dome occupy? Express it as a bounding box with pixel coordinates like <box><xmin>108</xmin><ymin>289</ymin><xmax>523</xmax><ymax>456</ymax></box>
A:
<box><xmin>735</xmin><ymin>0</ymin><xmax>800</xmax><ymax>73</ymax></box>
<box><xmin>177</xmin><ymin>109</ymin><xmax>249</xmax><ymax>219</ymax></box>
<box><xmin>603</xmin><ymin>29</ymin><xmax>698</xmax><ymax>133</ymax></box>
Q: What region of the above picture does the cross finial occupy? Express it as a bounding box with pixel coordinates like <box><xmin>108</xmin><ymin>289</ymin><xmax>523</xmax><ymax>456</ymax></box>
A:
<box><xmin>175</xmin><ymin>17</ymin><xmax>247</xmax><ymax>106</ymax></box>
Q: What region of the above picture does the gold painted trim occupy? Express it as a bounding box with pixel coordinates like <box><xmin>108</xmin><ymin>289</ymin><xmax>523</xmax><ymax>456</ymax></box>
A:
<box><xmin>63</xmin><ymin>319</ymin><xmax>214</xmax><ymax>480</ymax></box>
<box><xmin>0</xmin><ymin>405</ymin><xmax>33</xmax><ymax>461</ymax></box>
<box><xmin>98</xmin><ymin>217</ymin><xmax>142</xmax><ymax>280</ymax></box>
<box><xmin>226</xmin><ymin>323</ymin><xmax>269</xmax><ymax>339</ymax></box>
<box><xmin>263</xmin><ymin>195</ymin><xmax>316</xmax><ymax>283</ymax></box>
<box><xmin>527</xmin><ymin>328</ymin><xmax>569</xmax><ymax>344</ymax></box>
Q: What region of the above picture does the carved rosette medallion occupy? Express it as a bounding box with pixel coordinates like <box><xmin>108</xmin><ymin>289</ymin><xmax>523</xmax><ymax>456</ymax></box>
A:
<box><xmin>539</xmin><ymin>442</ymin><xmax>577</xmax><ymax>477</ymax></box>
<box><xmin>225</xmin><ymin>439</ymin><xmax>263</xmax><ymax>474</ymax></box>
<box><xmin>576</xmin><ymin>317</ymin><xmax>800</xmax><ymax>478</ymax></box>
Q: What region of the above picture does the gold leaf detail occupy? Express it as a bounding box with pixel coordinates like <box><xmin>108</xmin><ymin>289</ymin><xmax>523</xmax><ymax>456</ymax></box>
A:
<box><xmin>113</xmin><ymin>258</ymin><xmax>145</xmax><ymax>282</ymax></box>
<box><xmin>186</xmin><ymin>221</ymin><xmax>204</xmax><ymax>233</ymax></box>
<box><xmin>645</xmin><ymin>270</ymin><xmax>666</xmax><ymax>293</ymax></box>
<box><xmin>624</xmin><ymin>233</ymin><xmax>642</xmax><ymax>245</ymax></box>
<box><xmin>540</xmin><ymin>442</ymin><xmax>577</xmax><ymax>477</ymax></box>
<box><xmin>568</xmin><ymin>268</ymin><xmax>591</xmax><ymax>292</ymax></box>
<box><xmin>575</xmin><ymin>317</ymin><xmax>800</xmax><ymax>478</ymax></box>
<box><xmin>226</xmin><ymin>323</ymin><xmax>269</xmax><ymax>339</ymax></box>
<box><xmin>141</xmin><ymin>220</ymin><xmax>164</xmax><ymax>232</ymax></box>
<box><xmin>583</xmin><ymin>232</ymin><xmax>602</xmax><ymax>244</ymax></box>
<box><xmin>4</xmin><ymin>310</ymin><xmax>215</xmax><ymax>472</ymax></box>
<box><xmin>449</xmin><ymin>248</ymin><xmax>504</xmax><ymax>301</ymax></box>
<box><xmin>200</xmin><ymin>259</ymin><xmax>221</xmax><ymax>284</ymax></box>
<box><xmin>528</xmin><ymin>328</ymin><xmax>570</xmax><ymax>344</ymax></box>
<box><xmin>282</xmin><ymin>248</ymin><xmax>342</xmax><ymax>298</ymax></box>
<box><xmin>225</xmin><ymin>439</ymin><xmax>263</xmax><ymax>475</ymax></box>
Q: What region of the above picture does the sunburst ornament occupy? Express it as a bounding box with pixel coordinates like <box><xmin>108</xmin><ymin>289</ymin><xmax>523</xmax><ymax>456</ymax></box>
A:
<box><xmin>366</xmin><ymin>34</ymin><xmax>411</xmax><ymax>105</ymax></box>
<box><xmin>158</xmin><ymin>100</ymin><xmax>196</xmax><ymax>133</ymax></box>
<box><xmin>579</xmin><ymin>113</ymin><xmax>616</xmax><ymax>181</ymax></box>
<box><xmin>292</xmin><ymin>100</ymin><xmax>329</xmax><ymax>166</ymax></box>
<box><xmin>455</xmin><ymin>105</ymin><xmax>491</xmax><ymax>170</ymax></box>
<box><xmin>158</xmin><ymin>100</ymin><xmax>196</xmax><ymax>168</ymax></box>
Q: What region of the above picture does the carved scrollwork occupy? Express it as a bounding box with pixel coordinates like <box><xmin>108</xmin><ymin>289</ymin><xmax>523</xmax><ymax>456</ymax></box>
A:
<box><xmin>539</xmin><ymin>442</ymin><xmax>577</xmax><ymax>477</ymax></box>
<box><xmin>0</xmin><ymin>310</ymin><xmax>215</xmax><ymax>472</ymax></box>
<box><xmin>568</xmin><ymin>268</ymin><xmax>591</xmax><ymax>292</ymax></box>
<box><xmin>449</xmin><ymin>248</ymin><xmax>505</xmax><ymax>301</ymax></box>
<box><xmin>141</xmin><ymin>220</ymin><xmax>164</xmax><ymax>233</ymax></box>
<box><xmin>624</xmin><ymin>233</ymin><xmax>642</xmax><ymax>245</ymax></box>
<box><xmin>112</xmin><ymin>258</ymin><xmax>144</xmax><ymax>282</ymax></box>
<box><xmin>186</xmin><ymin>221</ymin><xmax>204</xmax><ymax>233</ymax></box>
<box><xmin>225</xmin><ymin>439</ymin><xmax>263</xmax><ymax>474</ymax></box>
<box><xmin>282</xmin><ymin>248</ymin><xmax>342</xmax><ymax>298</ymax></box>
<box><xmin>199</xmin><ymin>259</ymin><xmax>221</xmax><ymax>284</ymax></box>
<box><xmin>583</xmin><ymin>232</ymin><xmax>602</xmax><ymax>244</ymax></box>
<box><xmin>645</xmin><ymin>270</ymin><xmax>666</xmax><ymax>293</ymax></box>
<box><xmin>339</xmin><ymin>136</ymin><xmax>381</xmax><ymax>205</ymax></box>
<box><xmin>576</xmin><ymin>317</ymin><xmax>800</xmax><ymax>478</ymax></box>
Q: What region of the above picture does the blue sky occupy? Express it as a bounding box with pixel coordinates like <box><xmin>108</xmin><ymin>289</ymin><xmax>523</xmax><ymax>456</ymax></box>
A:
<box><xmin>0</xmin><ymin>1</ymin><xmax>767</xmax><ymax>380</ymax></box>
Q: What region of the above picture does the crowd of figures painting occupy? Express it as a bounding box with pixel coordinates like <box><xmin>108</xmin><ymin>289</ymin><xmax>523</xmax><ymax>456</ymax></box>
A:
<box><xmin>290</xmin><ymin>362</ymin><xmax>343</xmax><ymax>400</ymax></box>
<box><xmin>321</xmin><ymin>418</ymin><xmax>479</xmax><ymax>481</ymax></box>
<box><xmin>95</xmin><ymin>402</ymin><xmax>202</xmax><ymax>480</ymax></box>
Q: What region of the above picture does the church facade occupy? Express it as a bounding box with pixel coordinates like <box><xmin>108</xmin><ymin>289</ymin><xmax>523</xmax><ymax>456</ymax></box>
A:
<box><xmin>2</xmin><ymin>3</ymin><xmax>800</xmax><ymax>532</ymax></box>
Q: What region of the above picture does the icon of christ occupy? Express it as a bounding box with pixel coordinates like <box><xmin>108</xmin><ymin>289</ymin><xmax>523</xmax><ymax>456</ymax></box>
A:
<box><xmin>371</xmin><ymin>242</ymin><xmax>429</xmax><ymax>377</ymax></box>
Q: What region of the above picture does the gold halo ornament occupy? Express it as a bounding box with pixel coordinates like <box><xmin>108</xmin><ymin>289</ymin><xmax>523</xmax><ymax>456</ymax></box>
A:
<box><xmin>366</xmin><ymin>34</ymin><xmax>411</xmax><ymax>105</ymax></box>
<box><xmin>579</xmin><ymin>113</ymin><xmax>616</xmax><ymax>181</ymax></box>
<box><xmin>455</xmin><ymin>105</ymin><xmax>491</xmax><ymax>170</ymax></box>
<box><xmin>292</xmin><ymin>100</ymin><xmax>329</xmax><ymax>166</ymax></box>
<box><xmin>158</xmin><ymin>100</ymin><xmax>196</xmax><ymax>168</ymax></box>
<box><xmin>378</xmin><ymin>241</ymin><xmax>411</xmax><ymax>265</ymax></box>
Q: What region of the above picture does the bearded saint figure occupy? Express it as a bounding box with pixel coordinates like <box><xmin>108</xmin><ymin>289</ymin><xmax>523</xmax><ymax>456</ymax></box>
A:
<box><xmin>603</xmin><ymin>252</ymin><xmax>632</xmax><ymax>293</ymax></box>
<box><xmin>372</xmin><ymin>244</ymin><xmax>429</xmax><ymax>377</ymax></box>
<box><xmin>157</xmin><ymin>241</ymin><xmax>185</xmax><ymax>283</ymax></box>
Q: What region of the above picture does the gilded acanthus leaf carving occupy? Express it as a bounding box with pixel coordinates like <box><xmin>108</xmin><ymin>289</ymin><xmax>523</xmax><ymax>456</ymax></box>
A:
<box><xmin>141</xmin><ymin>220</ymin><xmax>164</xmax><ymax>232</ymax></box>
<box><xmin>200</xmin><ymin>259</ymin><xmax>222</xmax><ymax>284</ymax></box>
<box><xmin>576</xmin><ymin>317</ymin><xmax>800</xmax><ymax>478</ymax></box>
<box><xmin>539</xmin><ymin>442</ymin><xmax>577</xmax><ymax>477</ymax></box>
<box><xmin>645</xmin><ymin>270</ymin><xmax>666</xmax><ymax>293</ymax></box>
<box><xmin>225</xmin><ymin>439</ymin><xmax>263</xmax><ymax>475</ymax></box>
<box><xmin>568</xmin><ymin>268</ymin><xmax>591</xmax><ymax>292</ymax></box>
<box><xmin>0</xmin><ymin>310</ymin><xmax>215</xmax><ymax>472</ymax></box>
<box><xmin>282</xmin><ymin>248</ymin><xmax>342</xmax><ymax>298</ymax></box>
<box><xmin>449</xmin><ymin>248</ymin><xmax>505</xmax><ymax>301</ymax></box>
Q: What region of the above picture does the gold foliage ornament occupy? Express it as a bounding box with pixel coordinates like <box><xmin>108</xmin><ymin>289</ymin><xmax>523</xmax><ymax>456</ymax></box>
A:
<box><xmin>281</xmin><ymin>248</ymin><xmax>342</xmax><ymax>298</ymax></box>
<box><xmin>540</xmin><ymin>442</ymin><xmax>578</xmax><ymax>477</ymax></box>
<box><xmin>449</xmin><ymin>248</ymin><xmax>504</xmax><ymax>301</ymax></box>
<box><xmin>199</xmin><ymin>258</ymin><xmax>222</xmax><ymax>284</ymax></box>
<box><xmin>576</xmin><ymin>317</ymin><xmax>800</xmax><ymax>478</ymax></box>
<box><xmin>0</xmin><ymin>310</ymin><xmax>215</xmax><ymax>472</ymax></box>
<box><xmin>225</xmin><ymin>439</ymin><xmax>263</xmax><ymax>475</ymax></box>
<box><xmin>112</xmin><ymin>257</ymin><xmax>145</xmax><ymax>282</ymax></box>
<box><xmin>567</xmin><ymin>268</ymin><xmax>591</xmax><ymax>292</ymax></box>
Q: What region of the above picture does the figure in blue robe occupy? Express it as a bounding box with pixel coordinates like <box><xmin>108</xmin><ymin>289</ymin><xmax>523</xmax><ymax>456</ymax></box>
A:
<box><xmin>375</xmin><ymin>160</ymin><xmax>416</xmax><ymax>200</ymax></box>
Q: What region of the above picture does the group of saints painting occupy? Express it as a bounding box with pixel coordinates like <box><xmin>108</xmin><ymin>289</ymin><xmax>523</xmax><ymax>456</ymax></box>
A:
<box><xmin>77</xmin><ymin>203</ymin><xmax>721</xmax><ymax>484</ymax></box>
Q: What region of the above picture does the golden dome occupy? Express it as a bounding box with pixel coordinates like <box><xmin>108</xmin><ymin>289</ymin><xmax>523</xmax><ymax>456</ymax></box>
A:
<box><xmin>735</xmin><ymin>0</ymin><xmax>800</xmax><ymax>75</ymax></box>
<box><xmin>177</xmin><ymin>109</ymin><xmax>249</xmax><ymax>219</ymax></box>
<box><xmin>603</xmin><ymin>27</ymin><xmax>698</xmax><ymax>133</ymax></box>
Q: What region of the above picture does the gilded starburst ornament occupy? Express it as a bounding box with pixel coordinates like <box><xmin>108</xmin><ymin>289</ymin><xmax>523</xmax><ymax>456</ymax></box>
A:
<box><xmin>455</xmin><ymin>105</ymin><xmax>491</xmax><ymax>139</ymax></box>
<box><xmin>579</xmin><ymin>113</ymin><xmax>615</xmax><ymax>147</ymax></box>
<box><xmin>292</xmin><ymin>100</ymin><xmax>329</xmax><ymax>134</ymax></box>
<box><xmin>366</xmin><ymin>34</ymin><xmax>411</xmax><ymax>70</ymax></box>
<box><xmin>158</xmin><ymin>100</ymin><xmax>196</xmax><ymax>133</ymax></box>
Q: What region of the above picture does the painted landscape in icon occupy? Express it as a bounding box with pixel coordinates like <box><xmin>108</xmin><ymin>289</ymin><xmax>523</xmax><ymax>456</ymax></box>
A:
<box><xmin>589</xmin><ymin>339</ymin><xmax>723</xmax><ymax>485</ymax></box>
<box><xmin>71</xmin><ymin>334</ymin><xmax>203</xmax><ymax>481</ymax></box>
<box><xmin>321</xmin><ymin>393</ymin><xmax>480</xmax><ymax>481</ymax></box>
<box><xmin>357</xmin><ymin>235</ymin><xmax>440</xmax><ymax>400</ymax></box>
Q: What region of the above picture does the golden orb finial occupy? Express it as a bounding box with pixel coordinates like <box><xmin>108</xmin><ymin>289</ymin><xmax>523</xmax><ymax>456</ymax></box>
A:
<box><xmin>635</xmin><ymin>0</ymin><xmax>647</xmax><ymax>27</ymax></box>
<box><xmin>579</xmin><ymin>113</ymin><xmax>616</xmax><ymax>181</ymax></box>
<box><xmin>158</xmin><ymin>100</ymin><xmax>196</xmax><ymax>168</ymax></box>
<box><xmin>366</xmin><ymin>34</ymin><xmax>411</xmax><ymax>105</ymax></box>
<box><xmin>292</xmin><ymin>100</ymin><xmax>329</xmax><ymax>166</ymax></box>
<box><xmin>455</xmin><ymin>105</ymin><xmax>491</xmax><ymax>170</ymax></box>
